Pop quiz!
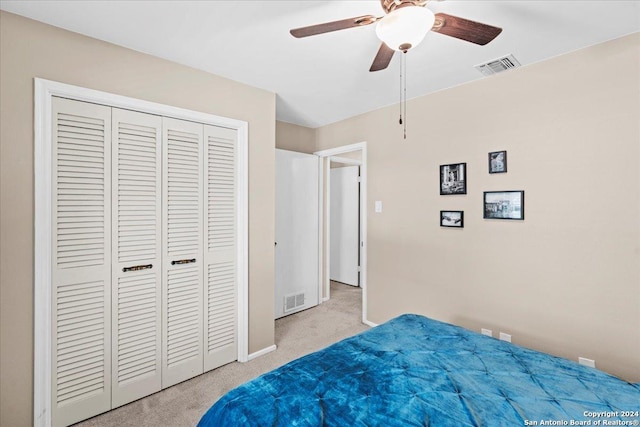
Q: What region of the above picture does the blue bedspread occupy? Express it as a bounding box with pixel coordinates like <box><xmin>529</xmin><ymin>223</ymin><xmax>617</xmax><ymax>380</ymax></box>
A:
<box><xmin>199</xmin><ymin>314</ymin><xmax>640</xmax><ymax>426</ymax></box>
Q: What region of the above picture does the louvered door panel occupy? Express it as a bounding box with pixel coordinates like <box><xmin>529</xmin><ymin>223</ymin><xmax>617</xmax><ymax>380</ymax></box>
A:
<box><xmin>52</xmin><ymin>97</ymin><xmax>112</xmax><ymax>427</ymax></box>
<box><xmin>111</xmin><ymin>108</ymin><xmax>162</xmax><ymax>408</ymax></box>
<box><xmin>162</xmin><ymin>117</ymin><xmax>204</xmax><ymax>387</ymax></box>
<box><xmin>203</xmin><ymin>125</ymin><xmax>238</xmax><ymax>371</ymax></box>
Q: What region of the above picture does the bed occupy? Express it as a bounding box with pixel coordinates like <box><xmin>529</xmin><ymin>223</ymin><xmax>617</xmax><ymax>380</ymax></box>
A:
<box><xmin>198</xmin><ymin>314</ymin><xmax>640</xmax><ymax>426</ymax></box>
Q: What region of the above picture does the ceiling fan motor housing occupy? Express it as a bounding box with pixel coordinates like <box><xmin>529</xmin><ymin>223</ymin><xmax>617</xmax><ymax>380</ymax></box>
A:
<box><xmin>380</xmin><ymin>0</ymin><xmax>428</xmax><ymax>14</ymax></box>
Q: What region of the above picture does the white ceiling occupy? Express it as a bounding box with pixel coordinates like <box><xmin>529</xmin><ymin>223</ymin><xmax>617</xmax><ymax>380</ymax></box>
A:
<box><xmin>2</xmin><ymin>1</ymin><xmax>639</xmax><ymax>128</ymax></box>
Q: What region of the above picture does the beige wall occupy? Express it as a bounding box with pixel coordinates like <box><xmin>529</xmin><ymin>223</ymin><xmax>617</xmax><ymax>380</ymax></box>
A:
<box><xmin>275</xmin><ymin>120</ymin><xmax>316</xmax><ymax>153</ymax></box>
<box><xmin>0</xmin><ymin>11</ymin><xmax>275</xmax><ymax>426</ymax></box>
<box><xmin>330</xmin><ymin>150</ymin><xmax>363</xmax><ymax>167</ymax></box>
<box><xmin>316</xmin><ymin>33</ymin><xmax>640</xmax><ymax>382</ymax></box>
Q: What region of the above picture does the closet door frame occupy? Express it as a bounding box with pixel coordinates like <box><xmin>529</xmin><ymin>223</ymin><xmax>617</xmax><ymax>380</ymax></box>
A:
<box><xmin>34</xmin><ymin>78</ymin><xmax>249</xmax><ymax>427</ymax></box>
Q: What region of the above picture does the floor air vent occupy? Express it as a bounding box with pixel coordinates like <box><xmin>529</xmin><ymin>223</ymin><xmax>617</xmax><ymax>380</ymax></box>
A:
<box><xmin>475</xmin><ymin>54</ymin><xmax>521</xmax><ymax>76</ymax></box>
<box><xmin>284</xmin><ymin>292</ymin><xmax>305</xmax><ymax>313</ymax></box>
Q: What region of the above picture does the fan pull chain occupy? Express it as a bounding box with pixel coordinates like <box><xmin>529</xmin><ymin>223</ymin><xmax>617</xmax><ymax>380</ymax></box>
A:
<box><xmin>399</xmin><ymin>52</ymin><xmax>407</xmax><ymax>140</ymax></box>
<box><xmin>399</xmin><ymin>54</ymin><xmax>403</xmax><ymax>127</ymax></box>
<box><xmin>403</xmin><ymin>52</ymin><xmax>407</xmax><ymax>140</ymax></box>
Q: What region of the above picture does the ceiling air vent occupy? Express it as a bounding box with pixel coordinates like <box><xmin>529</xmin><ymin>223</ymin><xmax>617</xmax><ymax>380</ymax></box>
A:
<box><xmin>475</xmin><ymin>54</ymin><xmax>521</xmax><ymax>76</ymax></box>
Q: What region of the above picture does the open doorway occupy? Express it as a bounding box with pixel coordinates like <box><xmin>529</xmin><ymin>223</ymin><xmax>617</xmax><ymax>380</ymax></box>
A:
<box><xmin>314</xmin><ymin>142</ymin><xmax>369</xmax><ymax>325</ymax></box>
<box><xmin>329</xmin><ymin>159</ymin><xmax>360</xmax><ymax>287</ymax></box>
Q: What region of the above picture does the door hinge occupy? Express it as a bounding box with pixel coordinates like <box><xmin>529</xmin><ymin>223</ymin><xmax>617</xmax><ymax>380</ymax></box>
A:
<box><xmin>357</xmin><ymin>266</ymin><xmax>361</xmax><ymax>272</ymax></box>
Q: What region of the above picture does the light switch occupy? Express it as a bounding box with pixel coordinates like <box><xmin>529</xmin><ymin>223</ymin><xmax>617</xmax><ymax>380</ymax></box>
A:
<box><xmin>375</xmin><ymin>201</ymin><xmax>382</xmax><ymax>213</ymax></box>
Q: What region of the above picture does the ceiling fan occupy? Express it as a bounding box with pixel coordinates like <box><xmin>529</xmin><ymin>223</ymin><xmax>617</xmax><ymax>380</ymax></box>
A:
<box><xmin>290</xmin><ymin>0</ymin><xmax>503</xmax><ymax>72</ymax></box>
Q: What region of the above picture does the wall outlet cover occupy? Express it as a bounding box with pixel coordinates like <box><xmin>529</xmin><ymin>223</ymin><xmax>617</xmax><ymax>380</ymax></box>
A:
<box><xmin>481</xmin><ymin>328</ymin><xmax>493</xmax><ymax>337</ymax></box>
<box><xmin>578</xmin><ymin>357</ymin><xmax>596</xmax><ymax>368</ymax></box>
<box><xmin>499</xmin><ymin>332</ymin><xmax>511</xmax><ymax>343</ymax></box>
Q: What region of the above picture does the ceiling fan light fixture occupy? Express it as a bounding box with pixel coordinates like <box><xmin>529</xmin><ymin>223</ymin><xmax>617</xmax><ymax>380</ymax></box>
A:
<box><xmin>375</xmin><ymin>6</ymin><xmax>435</xmax><ymax>52</ymax></box>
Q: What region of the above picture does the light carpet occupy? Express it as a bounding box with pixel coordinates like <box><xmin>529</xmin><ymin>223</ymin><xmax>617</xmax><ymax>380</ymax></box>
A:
<box><xmin>75</xmin><ymin>282</ymin><xmax>367</xmax><ymax>427</ymax></box>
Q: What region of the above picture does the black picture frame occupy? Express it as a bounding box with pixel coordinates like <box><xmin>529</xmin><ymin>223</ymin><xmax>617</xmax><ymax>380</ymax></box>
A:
<box><xmin>440</xmin><ymin>210</ymin><xmax>464</xmax><ymax>228</ymax></box>
<box><xmin>488</xmin><ymin>151</ymin><xmax>507</xmax><ymax>174</ymax></box>
<box><xmin>440</xmin><ymin>162</ymin><xmax>467</xmax><ymax>195</ymax></box>
<box><xmin>483</xmin><ymin>191</ymin><xmax>524</xmax><ymax>220</ymax></box>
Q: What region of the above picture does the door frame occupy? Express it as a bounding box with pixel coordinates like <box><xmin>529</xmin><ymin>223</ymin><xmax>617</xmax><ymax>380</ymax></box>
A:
<box><xmin>314</xmin><ymin>142</ymin><xmax>368</xmax><ymax>324</ymax></box>
<box><xmin>33</xmin><ymin>78</ymin><xmax>249</xmax><ymax>427</ymax></box>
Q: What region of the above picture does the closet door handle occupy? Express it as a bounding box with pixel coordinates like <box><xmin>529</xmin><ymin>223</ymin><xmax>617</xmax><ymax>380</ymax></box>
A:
<box><xmin>123</xmin><ymin>264</ymin><xmax>153</xmax><ymax>272</ymax></box>
<box><xmin>171</xmin><ymin>258</ymin><xmax>196</xmax><ymax>266</ymax></box>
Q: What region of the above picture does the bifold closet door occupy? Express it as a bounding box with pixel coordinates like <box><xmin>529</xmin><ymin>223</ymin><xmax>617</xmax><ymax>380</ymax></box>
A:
<box><xmin>203</xmin><ymin>125</ymin><xmax>238</xmax><ymax>371</ymax></box>
<box><xmin>51</xmin><ymin>97</ymin><xmax>112</xmax><ymax>427</ymax></box>
<box><xmin>111</xmin><ymin>108</ymin><xmax>162</xmax><ymax>407</ymax></box>
<box><xmin>162</xmin><ymin>117</ymin><xmax>205</xmax><ymax>387</ymax></box>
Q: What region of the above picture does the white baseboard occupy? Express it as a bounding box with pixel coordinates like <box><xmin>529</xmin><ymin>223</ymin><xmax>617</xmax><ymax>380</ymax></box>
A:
<box><xmin>363</xmin><ymin>319</ymin><xmax>378</xmax><ymax>328</ymax></box>
<box><xmin>246</xmin><ymin>344</ymin><xmax>277</xmax><ymax>361</ymax></box>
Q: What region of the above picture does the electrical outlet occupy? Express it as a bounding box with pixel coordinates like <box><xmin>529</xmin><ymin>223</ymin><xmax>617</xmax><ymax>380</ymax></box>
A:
<box><xmin>481</xmin><ymin>328</ymin><xmax>493</xmax><ymax>337</ymax></box>
<box><xmin>499</xmin><ymin>332</ymin><xmax>511</xmax><ymax>343</ymax></box>
<box><xmin>375</xmin><ymin>201</ymin><xmax>382</xmax><ymax>213</ymax></box>
<box><xmin>578</xmin><ymin>357</ymin><xmax>596</xmax><ymax>368</ymax></box>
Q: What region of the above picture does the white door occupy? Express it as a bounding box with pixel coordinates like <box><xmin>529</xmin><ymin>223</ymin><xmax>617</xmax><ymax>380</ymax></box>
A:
<box><xmin>51</xmin><ymin>97</ymin><xmax>112</xmax><ymax>427</ymax></box>
<box><xmin>203</xmin><ymin>124</ymin><xmax>238</xmax><ymax>372</ymax></box>
<box><xmin>330</xmin><ymin>166</ymin><xmax>360</xmax><ymax>286</ymax></box>
<box><xmin>111</xmin><ymin>108</ymin><xmax>162</xmax><ymax>408</ymax></box>
<box><xmin>161</xmin><ymin>117</ymin><xmax>204</xmax><ymax>388</ymax></box>
<box><xmin>275</xmin><ymin>149</ymin><xmax>319</xmax><ymax>319</ymax></box>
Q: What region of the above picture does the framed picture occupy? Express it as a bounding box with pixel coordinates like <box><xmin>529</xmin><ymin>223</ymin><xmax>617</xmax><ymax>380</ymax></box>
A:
<box><xmin>440</xmin><ymin>210</ymin><xmax>464</xmax><ymax>228</ymax></box>
<box><xmin>483</xmin><ymin>191</ymin><xmax>524</xmax><ymax>220</ymax></box>
<box><xmin>440</xmin><ymin>162</ymin><xmax>466</xmax><ymax>195</ymax></box>
<box><xmin>488</xmin><ymin>151</ymin><xmax>507</xmax><ymax>174</ymax></box>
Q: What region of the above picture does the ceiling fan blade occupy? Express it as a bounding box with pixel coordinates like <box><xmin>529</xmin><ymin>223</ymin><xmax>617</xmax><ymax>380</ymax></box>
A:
<box><xmin>432</xmin><ymin>13</ymin><xmax>502</xmax><ymax>46</ymax></box>
<box><xmin>290</xmin><ymin>15</ymin><xmax>379</xmax><ymax>38</ymax></box>
<box><xmin>370</xmin><ymin>43</ymin><xmax>395</xmax><ymax>72</ymax></box>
